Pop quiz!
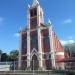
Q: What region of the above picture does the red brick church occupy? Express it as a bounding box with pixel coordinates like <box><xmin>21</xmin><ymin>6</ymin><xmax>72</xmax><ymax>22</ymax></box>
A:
<box><xmin>18</xmin><ymin>0</ymin><xmax>65</xmax><ymax>70</ymax></box>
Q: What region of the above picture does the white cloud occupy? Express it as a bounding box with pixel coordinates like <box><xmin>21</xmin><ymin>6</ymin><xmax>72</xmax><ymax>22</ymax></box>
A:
<box><xmin>14</xmin><ymin>33</ymin><xmax>20</xmax><ymax>37</ymax></box>
<box><xmin>68</xmin><ymin>40</ymin><xmax>74</xmax><ymax>43</ymax></box>
<box><xmin>60</xmin><ymin>39</ymin><xmax>75</xmax><ymax>45</ymax></box>
<box><xmin>63</xmin><ymin>19</ymin><xmax>72</xmax><ymax>24</ymax></box>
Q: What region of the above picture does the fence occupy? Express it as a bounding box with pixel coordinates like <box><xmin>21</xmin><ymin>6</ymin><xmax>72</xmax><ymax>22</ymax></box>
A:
<box><xmin>0</xmin><ymin>62</ymin><xmax>13</xmax><ymax>71</ymax></box>
<box><xmin>0</xmin><ymin>60</ymin><xmax>53</xmax><ymax>71</ymax></box>
<box><xmin>0</xmin><ymin>60</ymin><xmax>75</xmax><ymax>71</ymax></box>
<box><xmin>0</xmin><ymin>61</ymin><xmax>75</xmax><ymax>75</ymax></box>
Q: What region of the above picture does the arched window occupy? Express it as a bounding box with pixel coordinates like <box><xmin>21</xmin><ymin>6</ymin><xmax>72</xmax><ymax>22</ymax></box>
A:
<box><xmin>31</xmin><ymin>34</ymin><xmax>38</xmax><ymax>50</ymax></box>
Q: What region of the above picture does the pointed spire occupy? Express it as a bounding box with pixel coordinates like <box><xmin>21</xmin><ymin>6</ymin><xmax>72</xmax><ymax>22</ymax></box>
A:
<box><xmin>32</xmin><ymin>0</ymin><xmax>39</xmax><ymax>6</ymax></box>
<box><xmin>48</xmin><ymin>18</ymin><xmax>52</xmax><ymax>25</ymax></box>
<box><xmin>28</xmin><ymin>4</ymin><xmax>30</xmax><ymax>8</ymax></box>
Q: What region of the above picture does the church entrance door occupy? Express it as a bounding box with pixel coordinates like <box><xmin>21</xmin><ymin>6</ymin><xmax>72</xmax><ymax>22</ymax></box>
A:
<box><xmin>31</xmin><ymin>54</ymin><xmax>39</xmax><ymax>70</ymax></box>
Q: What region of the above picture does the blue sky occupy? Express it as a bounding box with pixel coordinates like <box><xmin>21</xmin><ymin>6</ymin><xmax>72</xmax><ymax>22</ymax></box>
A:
<box><xmin>0</xmin><ymin>0</ymin><xmax>75</xmax><ymax>53</ymax></box>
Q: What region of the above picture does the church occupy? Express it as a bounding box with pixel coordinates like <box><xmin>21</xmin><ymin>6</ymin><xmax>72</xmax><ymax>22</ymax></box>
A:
<box><xmin>18</xmin><ymin>0</ymin><xmax>65</xmax><ymax>70</ymax></box>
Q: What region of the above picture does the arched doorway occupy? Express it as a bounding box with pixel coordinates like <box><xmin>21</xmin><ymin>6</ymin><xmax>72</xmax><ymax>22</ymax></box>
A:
<box><xmin>31</xmin><ymin>54</ymin><xmax>39</xmax><ymax>70</ymax></box>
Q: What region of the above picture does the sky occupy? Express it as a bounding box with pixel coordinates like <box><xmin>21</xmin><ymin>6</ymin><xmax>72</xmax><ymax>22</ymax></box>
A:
<box><xmin>0</xmin><ymin>0</ymin><xmax>75</xmax><ymax>53</ymax></box>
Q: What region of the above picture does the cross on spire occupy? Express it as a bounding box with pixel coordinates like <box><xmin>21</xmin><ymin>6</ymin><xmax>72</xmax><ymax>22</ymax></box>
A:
<box><xmin>32</xmin><ymin>0</ymin><xmax>39</xmax><ymax>6</ymax></box>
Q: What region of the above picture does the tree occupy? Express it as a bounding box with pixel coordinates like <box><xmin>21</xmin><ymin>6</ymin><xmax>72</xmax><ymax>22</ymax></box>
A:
<box><xmin>64</xmin><ymin>43</ymin><xmax>75</xmax><ymax>57</ymax></box>
<box><xmin>9</xmin><ymin>50</ymin><xmax>19</xmax><ymax>61</ymax></box>
<box><xmin>0</xmin><ymin>50</ymin><xmax>2</xmax><ymax>54</ymax></box>
<box><xmin>0</xmin><ymin>50</ymin><xmax>2</xmax><ymax>61</ymax></box>
<box><xmin>64</xmin><ymin>43</ymin><xmax>75</xmax><ymax>52</ymax></box>
<box><xmin>1</xmin><ymin>53</ymin><xmax>9</xmax><ymax>61</ymax></box>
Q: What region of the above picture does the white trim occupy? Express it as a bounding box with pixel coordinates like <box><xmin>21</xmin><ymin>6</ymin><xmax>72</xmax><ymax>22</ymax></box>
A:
<box><xmin>27</xmin><ymin>6</ymin><xmax>31</xmax><ymax>68</ymax></box>
<box><xmin>48</xmin><ymin>25</ymin><xmax>56</xmax><ymax>68</ymax></box>
<box><xmin>31</xmin><ymin>48</ymin><xmax>38</xmax><ymax>60</ymax></box>
<box><xmin>27</xmin><ymin>30</ymin><xmax>30</xmax><ymax>67</ymax></box>
<box><xmin>27</xmin><ymin>9</ymin><xmax>30</xmax><ymax>67</ymax></box>
<box><xmin>56</xmin><ymin>52</ymin><xmax>64</xmax><ymax>56</ymax></box>
<box><xmin>18</xmin><ymin>32</ymin><xmax>22</xmax><ymax>69</ymax></box>
<box><xmin>37</xmin><ymin>5</ymin><xmax>43</xmax><ymax>68</ymax></box>
<box><xmin>27</xmin><ymin>8</ymin><xmax>30</xmax><ymax>29</ymax></box>
<box><xmin>31</xmin><ymin>48</ymin><xmax>38</xmax><ymax>54</ymax></box>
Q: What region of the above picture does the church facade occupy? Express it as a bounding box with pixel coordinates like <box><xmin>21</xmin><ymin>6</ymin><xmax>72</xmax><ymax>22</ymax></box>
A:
<box><xmin>18</xmin><ymin>0</ymin><xmax>65</xmax><ymax>70</ymax></box>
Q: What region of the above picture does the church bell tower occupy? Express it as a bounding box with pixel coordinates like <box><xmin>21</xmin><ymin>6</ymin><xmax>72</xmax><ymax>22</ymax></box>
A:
<box><xmin>27</xmin><ymin>0</ymin><xmax>44</xmax><ymax>69</ymax></box>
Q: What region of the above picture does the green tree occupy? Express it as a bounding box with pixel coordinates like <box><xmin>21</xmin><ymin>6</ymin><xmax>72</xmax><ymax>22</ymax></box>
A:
<box><xmin>0</xmin><ymin>50</ymin><xmax>2</xmax><ymax>54</ymax></box>
<box><xmin>9</xmin><ymin>50</ymin><xmax>19</xmax><ymax>61</ymax></box>
<box><xmin>1</xmin><ymin>53</ymin><xmax>9</xmax><ymax>61</ymax></box>
<box><xmin>64</xmin><ymin>43</ymin><xmax>75</xmax><ymax>52</ymax></box>
<box><xmin>0</xmin><ymin>50</ymin><xmax>2</xmax><ymax>61</ymax></box>
<box><xmin>64</xmin><ymin>43</ymin><xmax>75</xmax><ymax>57</ymax></box>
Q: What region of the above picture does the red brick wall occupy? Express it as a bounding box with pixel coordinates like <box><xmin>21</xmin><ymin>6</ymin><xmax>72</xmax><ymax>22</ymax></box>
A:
<box><xmin>52</xmin><ymin>32</ymin><xmax>64</xmax><ymax>63</ymax></box>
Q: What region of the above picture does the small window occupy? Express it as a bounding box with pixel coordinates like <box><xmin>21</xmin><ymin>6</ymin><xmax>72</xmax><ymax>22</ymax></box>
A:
<box><xmin>30</xmin><ymin>10</ymin><xmax>34</xmax><ymax>17</ymax></box>
<box><xmin>30</xmin><ymin>8</ymin><xmax>37</xmax><ymax>17</ymax></box>
<box><xmin>34</xmin><ymin>9</ymin><xmax>37</xmax><ymax>16</ymax></box>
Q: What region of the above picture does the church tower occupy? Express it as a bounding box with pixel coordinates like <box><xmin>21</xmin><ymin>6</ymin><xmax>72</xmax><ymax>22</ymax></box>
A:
<box><xmin>27</xmin><ymin>0</ymin><xmax>44</xmax><ymax>69</ymax></box>
<box><xmin>18</xmin><ymin>0</ymin><xmax>65</xmax><ymax>70</ymax></box>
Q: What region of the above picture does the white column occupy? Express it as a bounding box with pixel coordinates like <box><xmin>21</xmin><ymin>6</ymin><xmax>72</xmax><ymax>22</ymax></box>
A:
<box><xmin>48</xmin><ymin>25</ymin><xmax>56</xmax><ymax>68</ymax></box>
<box><xmin>38</xmin><ymin>27</ymin><xmax>43</xmax><ymax>68</ymax></box>
<box><xmin>27</xmin><ymin>8</ymin><xmax>30</xmax><ymax>68</ymax></box>
<box><xmin>27</xmin><ymin>8</ymin><xmax>30</xmax><ymax>30</ymax></box>
<box><xmin>41</xmin><ymin>8</ymin><xmax>44</xmax><ymax>24</ymax></box>
<box><xmin>27</xmin><ymin>30</ymin><xmax>30</xmax><ymax>67</ymax></box>
<box><xmin>18</xmin><ymin>32</ymin><xmax>22</xmax><ymax>69</ymax></box>
<box><xmin>37</xmin><ymin>5</ymin><xmax>43</xmax><ymax>68</ymax></box>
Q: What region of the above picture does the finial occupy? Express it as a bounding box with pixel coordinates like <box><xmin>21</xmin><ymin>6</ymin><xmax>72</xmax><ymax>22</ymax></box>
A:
<box><xmin>48</xmin><ymin>18</ymin><xmax>52</xmax><ymax>25</ymax></box>
<box><xmin>32</xmin><ymin>0</ymin><xmax>39</xmax><ymax>6</ymax></box>
<box><xmin>28</xmin><ymin>4</ymin><xmax>30</xmax><ymax>8</ymax></box>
